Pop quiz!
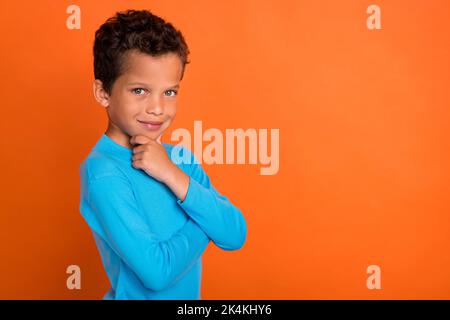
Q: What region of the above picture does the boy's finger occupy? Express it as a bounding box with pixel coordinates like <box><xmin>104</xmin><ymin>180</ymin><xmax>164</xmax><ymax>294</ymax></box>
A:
<box><xmin>132</xmin><ymin>144</ymin><xmax>146</xmax><ymax>154</ymax></box>
<box><xmin>130</xmin><ymin>135</ymin><xmax>151</xmax><ymax>145</ymax></box>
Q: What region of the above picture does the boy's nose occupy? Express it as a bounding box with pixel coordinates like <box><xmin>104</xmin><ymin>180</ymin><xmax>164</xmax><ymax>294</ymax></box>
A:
<box><xmin>146</xmin><ymin>106</ymin><xmax>163</xmax><ymax>115</ymax></box>
<box><xmin>145</xmin><ymin>98</ymin><xmax>164</xmax><ymax>115</ymax></box>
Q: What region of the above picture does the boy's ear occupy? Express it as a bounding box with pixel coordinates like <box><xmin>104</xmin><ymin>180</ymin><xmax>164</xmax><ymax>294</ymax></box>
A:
<box><xmin>93</xmin><ymin>79</ymin><xmax>110</xmax><ymax>108</ymax></box>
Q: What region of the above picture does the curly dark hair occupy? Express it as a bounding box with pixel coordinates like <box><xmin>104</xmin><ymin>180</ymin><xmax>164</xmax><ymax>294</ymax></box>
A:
<box><xmin>93</xmin><ymin>9</ymin><xmax>190</xmax><ymax>95</ymax></box>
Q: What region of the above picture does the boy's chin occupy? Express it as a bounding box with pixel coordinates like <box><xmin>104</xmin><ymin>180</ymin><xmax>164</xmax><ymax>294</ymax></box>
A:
<box><xmin>136</xmin><ymin>128</ymin><xmax>165</xmax><ymax>141</ymax></box>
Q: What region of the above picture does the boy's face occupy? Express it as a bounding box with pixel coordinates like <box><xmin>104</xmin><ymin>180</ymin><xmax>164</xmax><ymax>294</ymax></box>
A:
<box><xmin>93</xmin><ymin>49</ymin><xmax>183</xmax><ymax>148</ymax></box>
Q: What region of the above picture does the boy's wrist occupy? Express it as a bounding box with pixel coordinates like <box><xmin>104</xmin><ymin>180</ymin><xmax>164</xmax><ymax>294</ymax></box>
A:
<box><xmin>163</xmin><ymin>163</ymin><xmax>190</xmax><ymax>202</ymax></box>
<box><xmin>162</xmin><ymin>162</ymin><xmax>179</xmax><ymax>185</ymax></box>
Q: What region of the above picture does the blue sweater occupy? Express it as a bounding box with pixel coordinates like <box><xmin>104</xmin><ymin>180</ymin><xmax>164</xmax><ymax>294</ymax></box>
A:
<box><xmin>79</xmin><ymin>133</ymin><xmax>247</xmax><ymax>299</ymax></box>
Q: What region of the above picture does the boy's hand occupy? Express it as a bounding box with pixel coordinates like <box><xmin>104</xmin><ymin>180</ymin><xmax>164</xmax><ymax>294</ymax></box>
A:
<box><xmin>130</xmin><ymin>134</ymin><xmax>190</xmax><ymax>202</ymax></box>
<box><xmin>130</xmin><ymin>134</ymin><xmax>175</xmax><ymax>184</ymax></box>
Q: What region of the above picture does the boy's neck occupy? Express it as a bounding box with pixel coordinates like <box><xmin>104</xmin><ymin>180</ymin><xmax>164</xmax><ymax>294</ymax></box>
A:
<box><xmin>105</xmin><ymin>123</ymin><xmax>133</xmax><ymax>150</ymax></box>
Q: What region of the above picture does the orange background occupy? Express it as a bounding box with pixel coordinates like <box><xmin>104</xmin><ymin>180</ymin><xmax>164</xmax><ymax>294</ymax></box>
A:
<box><xmin>0</xmin><ymin>0</ymin><xmax>449</xmax><ymax>299</ymax></box>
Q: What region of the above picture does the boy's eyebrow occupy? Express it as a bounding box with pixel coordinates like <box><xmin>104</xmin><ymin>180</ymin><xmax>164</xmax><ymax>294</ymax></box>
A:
<box><xmin>127</xmin><ymin>82</ymin><xmax>180</xmax><ymax>89</ymax></box>
<box><xmin>127</xmin><ymin>82</ymin><xmax>148</xmax><ymax>86</ymax></box>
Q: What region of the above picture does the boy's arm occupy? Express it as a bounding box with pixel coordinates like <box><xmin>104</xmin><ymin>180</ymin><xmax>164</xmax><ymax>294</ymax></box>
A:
<box><xmin>86</xmin><ymin>174</ymin><xmax>210</xmax><ymax>292</ymax></box>
<box><xmin>166</xmin><ymin>148</ymin><xmax>248</xmax><ymax>251</ymax></box>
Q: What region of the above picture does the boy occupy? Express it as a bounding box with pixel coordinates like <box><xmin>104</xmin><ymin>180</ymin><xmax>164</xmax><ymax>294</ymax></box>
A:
<box><xmin>79</xmin><ymin>9</ymin><xmax>247</xmax><ymax>300</ymax></box>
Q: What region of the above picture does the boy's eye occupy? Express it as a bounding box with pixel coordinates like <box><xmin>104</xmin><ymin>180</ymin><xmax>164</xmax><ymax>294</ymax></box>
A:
<box><xmin>131</xmin><ymin>88</ymin><xmax>145</xmax><ymax>96</ymax></box>
<box><xmin>132</xmin><ymin>88</ymin><xmax>177</xmax><ymax>97</ymax></box>
<box><xmin>164</xmin><ymin>89</ymin><xmax>178</xmax><ymax>97</ymax></box>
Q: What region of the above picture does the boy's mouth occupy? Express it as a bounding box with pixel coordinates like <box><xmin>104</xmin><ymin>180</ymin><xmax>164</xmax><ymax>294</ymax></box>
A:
<box><xmin>138</xmin><ymin>119</ymin><xmax>164</xmax><ymax>131</ymax></box>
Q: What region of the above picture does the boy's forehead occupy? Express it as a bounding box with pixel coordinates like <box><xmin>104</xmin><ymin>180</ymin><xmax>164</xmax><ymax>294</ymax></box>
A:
<box><xmin>120</xmin><ymin>50</ymin><xmax>182</xmax><ymax>84</ymax></box>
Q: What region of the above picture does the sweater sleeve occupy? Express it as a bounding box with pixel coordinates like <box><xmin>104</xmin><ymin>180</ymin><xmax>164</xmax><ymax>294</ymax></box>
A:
<box><xmin>86</xmin><ymin>173</ymin><xmax>210</xmax><ymax>292</ymax></box>
<box><xmin>175</xmin><ymin>149</ymin><xmax>247</xmax><ymax>251</ymax></box>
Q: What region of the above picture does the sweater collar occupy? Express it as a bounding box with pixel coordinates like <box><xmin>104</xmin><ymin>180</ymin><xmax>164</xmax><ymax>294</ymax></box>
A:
<box><xmin>96</xmin><ymin>133</ymin><xmax>133</xmax><ymax>161</ymax></box>
<box><xmin>96</xmin><ymin>133</ymin><xmax>171</xmax><ymax>161</ymax></box>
